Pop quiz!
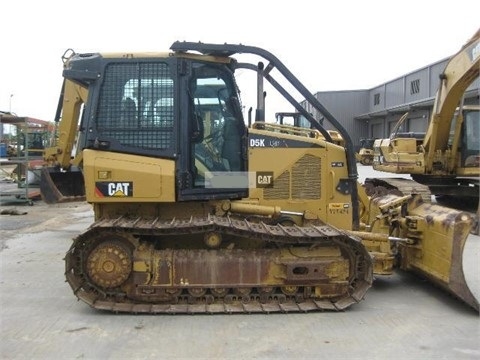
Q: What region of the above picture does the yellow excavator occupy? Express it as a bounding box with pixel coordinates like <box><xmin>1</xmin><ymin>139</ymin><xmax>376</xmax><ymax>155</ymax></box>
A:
<box><xmin>371</xmin><ymin>29</ymin><xmax>480</xmax><ymax>230</ymax></box>
<box><xmin>40</xmin><ymin>40</ymin><xmax>478</xmax><ymax>314</ymax></box>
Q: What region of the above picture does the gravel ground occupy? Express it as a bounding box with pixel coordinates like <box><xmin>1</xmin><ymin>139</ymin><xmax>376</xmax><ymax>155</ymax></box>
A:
<box><xmin>0</xmin><ymin>165</ymin><xmax>478</xmax><ymax>360</ymax></box>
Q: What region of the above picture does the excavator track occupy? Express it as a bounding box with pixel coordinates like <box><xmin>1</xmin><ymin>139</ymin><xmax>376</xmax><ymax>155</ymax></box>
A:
<box><xmin>364</xmin><ymin>177</ymin><xmax>432</xmax><ymax>203</ymax></box>
<box><xmin>65</xmin><ymin>215</ymin><xmax>373</xmax><ymax>314</ymax></box>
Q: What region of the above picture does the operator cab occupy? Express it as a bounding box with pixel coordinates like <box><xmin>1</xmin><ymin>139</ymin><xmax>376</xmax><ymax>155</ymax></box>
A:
<box><xmin>66</xmin><ymin>54</ymin><xmax>247</xmax><ymax>202</ymax></box>
<box><xmin>458</xmin><ymin>107</ymin><xmax>480</xmax><ymax>167</ymax></box>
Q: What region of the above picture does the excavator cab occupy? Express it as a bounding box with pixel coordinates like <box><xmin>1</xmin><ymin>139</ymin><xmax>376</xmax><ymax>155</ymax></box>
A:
<box><xmin>459</xmin><ymin>107</ymin><xmax>480</xmax><ymax>168</ymax></box>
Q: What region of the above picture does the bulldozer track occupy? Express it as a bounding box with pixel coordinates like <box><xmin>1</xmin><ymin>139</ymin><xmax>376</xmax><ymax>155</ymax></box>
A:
<box><xmin>65</xmin><ymin>215</ymin><xmax>373</xmax><ymax>314</ymax></box>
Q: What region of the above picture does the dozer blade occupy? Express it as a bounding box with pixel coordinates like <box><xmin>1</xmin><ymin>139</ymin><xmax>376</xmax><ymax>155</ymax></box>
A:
<box><xmin>40</xmin><ymin>167</ymin><xmax>86</xmax><ymax>204</ymax></box>
<box><xmin>400</xmin><ymin>198</ymin><xmax>479</xmax><ymax>312</ymax></box>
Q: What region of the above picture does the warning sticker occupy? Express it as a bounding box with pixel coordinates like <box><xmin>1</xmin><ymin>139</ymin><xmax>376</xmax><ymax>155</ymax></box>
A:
<box><xmin>328</xmin><ymin>203</ymin><xmax>350</xmax><ymax>215</ymax></box>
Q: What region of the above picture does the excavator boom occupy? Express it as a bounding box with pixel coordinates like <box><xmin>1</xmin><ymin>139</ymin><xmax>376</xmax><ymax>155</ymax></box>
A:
<box><xmin>423</xmin><ymin>30</ymin><xmax>480</xmax><ymax>170</ymax></box>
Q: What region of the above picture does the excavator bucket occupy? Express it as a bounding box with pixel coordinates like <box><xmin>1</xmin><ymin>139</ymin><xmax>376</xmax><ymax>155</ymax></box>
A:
<box><xmin>397</xmin><ymin>196</ymin><xmax>479</xmax><ymax>312</ymax></box>
<box><xmin>40</xmin><ymin>167</ymin><xmax>86</xmax><ymax>204</ymax></box>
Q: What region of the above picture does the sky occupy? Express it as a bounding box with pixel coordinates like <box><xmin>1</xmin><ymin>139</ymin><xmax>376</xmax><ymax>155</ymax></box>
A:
<box><xmin>1</xmin><ymin>0</ymin><xmax>479</xmax><ymax>123</ymax></box>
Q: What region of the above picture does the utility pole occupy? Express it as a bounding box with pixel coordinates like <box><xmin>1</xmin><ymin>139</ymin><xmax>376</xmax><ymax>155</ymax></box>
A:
<box><xmin>9</xmin><ymin>94</ymin><xmax>14</xmax><ymax>113</ymax></box>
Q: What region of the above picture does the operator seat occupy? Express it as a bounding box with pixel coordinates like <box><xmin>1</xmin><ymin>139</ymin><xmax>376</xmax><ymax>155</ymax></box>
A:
<box><xmin>121</xmin><ymin>97</ymin><xmax>137</xmax><ymax>126</ymax></box>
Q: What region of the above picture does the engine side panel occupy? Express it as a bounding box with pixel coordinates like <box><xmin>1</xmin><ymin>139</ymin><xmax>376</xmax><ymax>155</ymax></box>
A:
<box><xmin>83</xmin><ymin>149</ymin><xmax>176</xmax><ymax>203</ymax></box>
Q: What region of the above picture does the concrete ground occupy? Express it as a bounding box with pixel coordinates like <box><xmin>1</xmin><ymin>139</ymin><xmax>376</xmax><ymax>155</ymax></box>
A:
<box><xmin>0</xmin><ymin>165</ymin><xmax>479</xmax><ymax>360</ymax></box>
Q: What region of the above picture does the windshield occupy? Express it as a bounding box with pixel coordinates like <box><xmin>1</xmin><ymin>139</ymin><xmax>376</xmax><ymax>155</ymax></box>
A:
<box><xmin>464</xmin><ymin>110</ymin><xmax>480</xmax><ymax>151</ymax></box>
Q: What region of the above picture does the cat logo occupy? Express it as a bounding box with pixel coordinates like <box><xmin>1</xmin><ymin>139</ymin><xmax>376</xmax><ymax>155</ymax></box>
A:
<box><xmin>256</xmin><ymin>171</ymin><xmax>274</xmax><ymax>188</ymax></box>
<box><xmin>95</xmin><ymin>182</ymin><xmax>133</xmax><ymax>197</ymax></box>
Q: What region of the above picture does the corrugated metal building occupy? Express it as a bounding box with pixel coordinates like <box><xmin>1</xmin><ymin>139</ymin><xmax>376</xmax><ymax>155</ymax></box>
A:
<box><xmin>301</xmin><ymin>57</ymin><xmax>479</xmax><ymax>150</ymax></box>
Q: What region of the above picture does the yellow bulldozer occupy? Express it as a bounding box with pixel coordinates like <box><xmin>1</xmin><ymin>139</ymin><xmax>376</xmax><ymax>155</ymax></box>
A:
<box><xmin>39</xmin><ymin>40</ymin><xmax>478</xmax><ymax>314</ymax></box>
<box><xmin>355</xmin><ymin>138</ymin><xmax>376</xmax><ymax>165</ymax></box>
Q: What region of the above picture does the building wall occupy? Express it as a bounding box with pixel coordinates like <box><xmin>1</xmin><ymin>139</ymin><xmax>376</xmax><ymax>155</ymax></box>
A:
<box><xmin>385</xmin><ymin>79</ymin><xmax>404</xmax><ymax>108</ymax></box>
<box><xmin>304</xmin><ymin>90</ymin><xmax>370</xmax><ymax>145</ymax></box>
<box><xmin>365</xmin><ymin>57</ymin><xmax>479</xmax><ymax>116</ymax></box>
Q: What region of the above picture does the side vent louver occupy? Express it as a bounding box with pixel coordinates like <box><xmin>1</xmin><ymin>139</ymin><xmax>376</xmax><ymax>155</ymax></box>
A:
<box><xmin>264</xmin><ymin>154</ymin><xmax>321</xmax><ymax>200</ymax></box>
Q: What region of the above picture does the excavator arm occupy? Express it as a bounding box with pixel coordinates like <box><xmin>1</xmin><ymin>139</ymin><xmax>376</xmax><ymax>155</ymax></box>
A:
<box><xmin>43</xmin><ymin>78</ymin><xmax>88</xmax><ymax>168</ymax></box>
<box><xmin>40</xmin><ymin>75</ymin><xmax>88</xmax><ymax>204</ymax></box>
<box><xmin>423</xmin><ymin>30</ymin><xmax>480</xmax><ymax>172</ymax></box>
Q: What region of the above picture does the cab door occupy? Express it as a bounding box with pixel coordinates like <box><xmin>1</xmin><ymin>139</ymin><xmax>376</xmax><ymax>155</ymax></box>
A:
<box><xmin>176</xmin><ymin>60</ymin><xmax>248</xmax><ymax>201</ymax></box>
